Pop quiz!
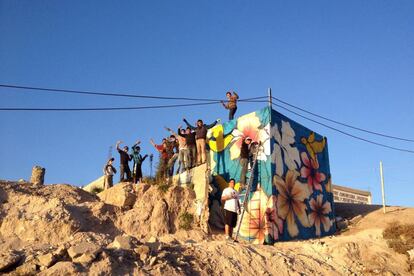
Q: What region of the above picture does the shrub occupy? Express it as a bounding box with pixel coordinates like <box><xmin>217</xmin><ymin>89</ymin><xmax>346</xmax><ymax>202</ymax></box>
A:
<box><xmin>383</xmin><ymin>222</ymin><xmax>414</xmax><ymax>255</ymax></box>
<box><xmin>179</xmin><ymin>212</ymin><xmax>194</xmax><ymax>230</ymax></box>
<box><xmin>91</xmin><ymin>187</ymin><xmax>104</xmax><ymax>194</ymax></box>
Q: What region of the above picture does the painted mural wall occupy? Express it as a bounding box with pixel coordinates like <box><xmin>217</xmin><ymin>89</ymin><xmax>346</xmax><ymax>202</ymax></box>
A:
<box><xmin>207</xmin><ymin>107</ymin><xmax>336</xmax><ymax>244</ymax></box>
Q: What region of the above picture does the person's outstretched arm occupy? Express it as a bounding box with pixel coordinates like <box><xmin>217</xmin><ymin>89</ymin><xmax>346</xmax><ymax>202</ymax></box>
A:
<box><xmin>183</xmin><ymin>118</ymin><xmax>196</xmax><ymax>130</ymax></box>
<box><xmin>116</xmin><ymin>141</ymin><xmax>122</xmax><ymax>152</ymax></box>
<box><xmin>205</xmin><ymin>120</ymin><xmax>218</xmax><ymax>129</ymax></box>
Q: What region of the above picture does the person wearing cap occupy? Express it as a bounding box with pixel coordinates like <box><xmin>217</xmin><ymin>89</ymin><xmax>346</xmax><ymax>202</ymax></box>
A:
<box><xmin>131</xmin><ymin>141</ymin><xmax>148</xmax><ymax>184</ymax></box>
<box><xmin>103</xmin><ymin>157</ymin><xmax>117</xmax><ymax>190</ymax></box>
<box><xmin>116</xmin><ymin>141</ymin><xmax>132</xmax><ymax>182</ymax></box>
<box><xmin>221</xmin><ymin>91</ymin><xmax>239</xmax><ymax>120</ymax></box>
<box><xmin>183</xmin><ymin>118</ymin><xmax>218</xmax><ymax>166</ymax></box>
<box><xmin>240</xmin><ymin>136</ymin><xmax>252</xmax><ymax>188</ymax></box>
<box><xmin>221</xmin><ymin>178</ymin><xmax>241</xmax><ymax>241</ymax></box>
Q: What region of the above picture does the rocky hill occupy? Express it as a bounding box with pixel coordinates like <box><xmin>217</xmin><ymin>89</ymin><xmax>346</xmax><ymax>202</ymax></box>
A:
<box><xmin>0</xmin><ymin>180</ymin><xmax>413</xmax><ymax>275</ymax></box>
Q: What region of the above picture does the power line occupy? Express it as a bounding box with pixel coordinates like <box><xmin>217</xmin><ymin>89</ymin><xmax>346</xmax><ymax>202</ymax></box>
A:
<box><xmin>0</xmin><ymin>99</ymin><xmax>263</xmax><ymax>111</ymax></box>
<box><xmin>271</xmin><ymin>96</ymin><xmax>414</xmax><ymax>143</ymax></box>
<box><xmin>0</xmin><ymin>83</ymin><xmax>266</xmax><ymax>102</ymax></box>
<box><xmin>272</xmin><ymin>102</ymin><xmax>414</xmax><ymax>154</ymax></box>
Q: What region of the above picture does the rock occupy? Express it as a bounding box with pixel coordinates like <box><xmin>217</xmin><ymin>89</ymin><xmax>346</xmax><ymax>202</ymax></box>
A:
<box><xmin>135</xmin><ymin>244</ymin><xmax>151</xmax><ymax>261</ymax></box>
<box><xmin>0</xmin><ymin>251</ymin><xmax>22</xmax><ymax>272</ymax></box>
<box><xmin>146</xmin><ymin>237</ymin><xmax>161</xmax><ymax>253</ymax></box>
<box><xmin>38</xmin><ymin>261</ymin><xmax>79</xmax><ymax>276</ymax></box>
<box><xmin>350</xmin><ymin>215</ymin><xmax>363</xmax><ymax>224</ymax></box>
<box><xmin>36</xmin><ymin>253</ymin><xmax>56</xmax><ymax>268</ymax></box>
<box><xmin>408</xmin><ymin>248</ymin><xmax>414</xmax><ymax>261</ymax></box>
<box><xmin>149</xmin><ymin>256</ymin><xmax>157</xmax><ymax>266</ymax></box>
<box><xmin>150</xmin><ymin>199</ymin><xmax>170</xmax><ymax>235</ymax></box>
<box><xmin>30</xmin><ymin>165</ymin><xmax>45</xmax><ymax>186</ymax></box>
<box><xmin>67</xmin><ymin>241</ymin><xmax>102</xmax><ymax>264</ymax></box>
<box><xmin>108</xmin><ymin>235</ymin><xmax>134</xmax><ymax>250</ymax></box>
<box><xmin>13</xmin><ymin>263</ymin><xmax>38</xmax><ymax>275</ymax></box>
<box><xmin>336</xmin><ymin>219</ymin><xmax>349</xmax><ymax>231</ymax></box>
<box><xmin>97</xmin><ymin>182</ymin><xmax>137</xmax><ymax>208</ymax></box>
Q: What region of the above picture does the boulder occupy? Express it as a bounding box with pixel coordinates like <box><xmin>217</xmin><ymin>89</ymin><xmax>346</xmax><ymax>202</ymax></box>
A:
<box><xmin>107</xmin><ymin>235</ymin><xmax>134</xmax><ymax>250</ymax></box>
<box><xmin>408</xmin><ymin>248</ymin><xmax>414</xmax><ymax>261</ymax></box>
<box><xmin>67</xmin><ymin>242</ymin><xmax>102</xmax><ymax>264</ymax></box>
<box><xmin>12</xmin><ymin>263</ymin><xmax>37</xmax><ymax>275</ymax></box>
<box><xmin>0</xmin><ymin>250</ymin><xmax>21</xmax><ymax>272</ymax></box>
<box><xmin>150</xmin><ymin>199</ymin><xmax>170</xmax><ymax>236</ymax></box>
<box><xmin>97</xmin><ymin>182</ymin><xmax>137</xmax><ymax>208</ymax></box>
<box><xmin>38</xmin><ymin>261</ymin><xmax>80</xmax><ymax>276</ymax></box>
<box><xmin>36</xmin><ymin>253</ymin><xmax>56</xmax><ymax>268</ymax></box>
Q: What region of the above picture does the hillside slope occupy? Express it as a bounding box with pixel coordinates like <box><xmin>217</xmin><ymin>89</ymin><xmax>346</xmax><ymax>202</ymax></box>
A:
<box><xmin>0</xmin><ymin>180</ymin><xmax>413</xmax><ymax>275</ymax></box>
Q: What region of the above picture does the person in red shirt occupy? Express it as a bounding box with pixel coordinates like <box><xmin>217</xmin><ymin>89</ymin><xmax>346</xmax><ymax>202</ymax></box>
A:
<box><xmin>150</xmin><ymin>138</ymin><xmax>169</xmax><ymax>180</ymax></box>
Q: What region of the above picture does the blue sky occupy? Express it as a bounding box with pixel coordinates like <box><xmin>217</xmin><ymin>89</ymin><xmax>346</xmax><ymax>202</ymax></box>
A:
<box><xmin>0</xmin><ymin>1</ymin><xmax>413</xmax><ymax>207</ymax></box>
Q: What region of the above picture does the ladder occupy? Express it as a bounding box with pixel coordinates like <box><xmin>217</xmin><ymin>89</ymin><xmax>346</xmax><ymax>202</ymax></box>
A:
<box><xmin>234</xmin><ymin>141</ymin><xmax>262</xmax><ymax>241</ymax></box>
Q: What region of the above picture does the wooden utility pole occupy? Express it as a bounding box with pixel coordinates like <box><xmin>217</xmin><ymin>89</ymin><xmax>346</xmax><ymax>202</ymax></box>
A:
<box><xmin>380</xmin><ymin>161</ymin><xmax>386</xmax><ymax>214</ymax></box>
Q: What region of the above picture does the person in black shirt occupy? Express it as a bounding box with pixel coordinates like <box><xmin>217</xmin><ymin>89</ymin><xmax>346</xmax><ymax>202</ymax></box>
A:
<box><xmin>240</xmin><ymin>137</ymin><xmax>252</xmax><ymax>188</ymax></box>
<box><xmin>116</xmin><ymin>141</ymin><xmax>132</xmax><ymax>182</ymax></box>
<box><xmin>178</xmin><ymin>127</ymin><xmax>197</xmax><ymax>168</ymax></box>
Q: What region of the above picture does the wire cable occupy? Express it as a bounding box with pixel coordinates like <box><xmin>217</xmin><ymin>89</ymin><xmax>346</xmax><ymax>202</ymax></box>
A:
<box><xmin>0</xmin><ymin>83</ymin><xmax>266</xmax><ymax>102</ymax></box>
<box><xmin>271</xmin><ymin>96</ymin><xmax>414</xmax><ymax>143</ymax></box>
<box><xmin>272</xmin><ymin>102</ymin><xmax>414</xmax><ymax>154</ymax></box>
<box><xmin>0</xmin><ymin>98</ymin><xmax>264</xmax><ymax>111</ymax></box>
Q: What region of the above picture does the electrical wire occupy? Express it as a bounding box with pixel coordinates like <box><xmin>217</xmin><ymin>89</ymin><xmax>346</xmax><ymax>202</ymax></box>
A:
<box><xmin>0</xmin><ymin>83</ymin><xmax>266</xmax><ymax>102</ymax></box>
<box><xmin>271</xmin><ymin>96</ymin><xmax>414</xmax><ymax>143</ymax></box>
<box><xmin>0</xmin><ymin>98</ymin><xmax>264</xmax><ymax>111</ymax></box>
<box><xmin>272</xmin><ymin>102</ymin><xmax>414</xmax><ymax>154</ymax></box>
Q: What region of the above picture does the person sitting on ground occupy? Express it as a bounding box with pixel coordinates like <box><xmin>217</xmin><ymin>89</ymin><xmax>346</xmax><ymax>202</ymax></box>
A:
<box><xmin>178</xmin><ymin>126</ymin><xmax>197</xmax><ymax>168</ymax></box>
<box><xmin>240</xmin><ymin>137</ymin><xmax>252</xmax><ymax>189</ymax></box>
<box><xmin>131</xmin><ymin>141</ymin><xmax>148</xmax><ymax>184</ymax></box>
<box><xmin>221</xmin><ymin>179</ymin><xmax>241</xmax><ymax>241</ymax></box>
<box><xmin>116</xmin><ymin>141</ymin><xmax>132</xmax><ymax>182</ymax></box>
<box><xmin>166</xmin><ymin>126</ymin><xmax>189</xmax><ymax>174</ymax></box>
<box><xmin>183</xmin><ymin>118</ymin><xmax>218</xmax><ymax>166</ymax></box>
<box><xmin>221</xmin><ymin>90</ymin><xmax>239</xmax><ymax>120</ymax></box>
<box><xmin>103</xmin><ymin>157</ymin><xmax>117</xmax><ymax>190</ymax></box>
<box><xmin>150</xmin><ymin>138</ymin><xmax>169</xmax><ymax>180</ymax></box>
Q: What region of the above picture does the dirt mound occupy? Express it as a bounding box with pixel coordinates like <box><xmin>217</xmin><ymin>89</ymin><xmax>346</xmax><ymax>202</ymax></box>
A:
<box><xmin>1</xmin><ymin>179</ymin><xmax>413</xmax><ymax>275</ymax></box>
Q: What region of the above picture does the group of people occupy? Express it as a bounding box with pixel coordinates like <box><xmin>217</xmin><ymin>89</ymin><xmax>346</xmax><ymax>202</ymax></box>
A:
<box><xmin>101</xmin><ymin>91</ymin><xmax>240</xmax><ymax>189</ymax></box>
<box><xmin>101</xmin><ymin>90</ymin><xmax>247</xmax><ymax>241</ymax></box>
<box><xmin>103</xmin><ymin>140</ymin><xmax>149</xmax><ymax>189</ymax></box>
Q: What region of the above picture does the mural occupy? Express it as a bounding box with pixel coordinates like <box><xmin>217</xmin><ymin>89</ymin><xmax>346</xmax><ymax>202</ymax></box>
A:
<box><xmin>207</xmin><ymin>106</ymin><xmax>336</xmax><ymax>244</ymax></box>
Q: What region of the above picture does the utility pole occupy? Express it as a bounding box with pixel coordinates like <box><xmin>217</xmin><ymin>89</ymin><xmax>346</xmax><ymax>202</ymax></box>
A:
<box><xmin>380</xmin><ymin>161</ymin><xmax>386</xmax><ymax>214</ymax></box>
<box><xmin>268</xmin><ymin>88</ymin><xmax>272</xmax><ymax>108</ymax></box>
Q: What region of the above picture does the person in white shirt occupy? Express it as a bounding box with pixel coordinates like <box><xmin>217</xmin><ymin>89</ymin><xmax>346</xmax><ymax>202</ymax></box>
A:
<box><xmin>221</xmin><ymin>178</ymin><xmax>240</xmax><ymax>240</ymax></box>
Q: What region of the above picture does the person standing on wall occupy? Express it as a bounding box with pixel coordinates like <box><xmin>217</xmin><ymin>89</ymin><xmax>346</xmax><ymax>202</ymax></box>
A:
<box><xmin>221</xmin><ymin>178</ymin><xmax>241</xmax><ymax>241</ymax></box>
<box><xmin>183</xmin><ymin>118</ymin><xmax>218</xmax><ymax>166</ymax></box>
<box><xmin>166</xmin><ymin>126</ymin><xmax>189</xmax><ymax>173</ymax></box>
<box><xmin>179</xmin><ymin>127</ymin><xmax>197</xmax><ymax>168</ymax></box>
<box><xmin>221</xmin><ymin>90</ymin><xmax>239</xmax><ymax>120</ymax></box>
<box><xmin>131</xmin><ymin>141</ymin><xmax>148</xmax><ymax>184</ymax></box>
<box><xmin>240</xmin><ymin>137</ymin><xmax>252</xmax><ymax>189</ymax></box>
<box><xmin>150</xmin><ymin>138</ymin><xmax>169</xmax><ymax>181</ymax></box>
<box><xmin>116</xmin><ymin>141</ymin><xmax>132</xmax><ymax>182</ymax></box>
<box><xmin>103</xmin><ymin>157</ymin><xmax>117</xmax><ymax>190</ymax></box>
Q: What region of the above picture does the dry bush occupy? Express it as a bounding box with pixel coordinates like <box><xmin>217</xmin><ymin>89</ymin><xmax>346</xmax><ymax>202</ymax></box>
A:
<box><xmin>179</xmin><ymin>211</ymin><xmax>194</xmax><ymax>230</ymax></box>
<box><xmin>383</xmin><ymin>222</ymin><xmax>414</xmax><ymax>255</ymax></box>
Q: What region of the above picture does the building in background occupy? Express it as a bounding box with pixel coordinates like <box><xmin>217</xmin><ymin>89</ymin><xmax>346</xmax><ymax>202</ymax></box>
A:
<box><xmin>333</xmin><ymin>184</ymin><xmax>372</xmax><ymax>204</ymax></box>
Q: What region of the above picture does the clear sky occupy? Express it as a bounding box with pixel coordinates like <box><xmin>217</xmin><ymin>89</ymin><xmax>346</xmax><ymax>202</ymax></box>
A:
<box><xmin>1</xmin><ymin>1</ymin><xmax>413</xmax><ymax>207</ymax></box>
